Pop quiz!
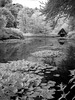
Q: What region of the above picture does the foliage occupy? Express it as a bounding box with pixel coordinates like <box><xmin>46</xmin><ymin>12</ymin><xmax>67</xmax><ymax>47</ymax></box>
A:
<box><xmin>3</xmin><ymin>28</ymin><xmax>24</xmax><ymax>39</ymax></box>
<box><xmin>53</xmin><ymin>70</ymin><xmax>75</xmax><ymax>100</ymax></box>
<box><xmin>17</xmin><ymin>8</ymin><xmax>51</xmax><ymax>34</ymax></box>
<box><xmin>0</xmin><ymin>16</ymin><xmax>7</xmax><ymax>28</ymax></box>
<box><xmin>5</xmin><ymin>3</ymin><xmax>23</xmax><ymax>28</ymax></box>
<box><xmin>0</xmin><ymin>60</ymin><xmax>57</xmax><ymax>100</ymax></box>
<box><xmin>0</xmin><ymin>57</ymin><xmax>75</xmax><ymax>100</ymax></box>
<box><xmin>23</xmin><ymin>7</ymin><xmax>34</xmax><ymax>17</ymax></box>
<box><xmin>68</xmin><ymin>31</ymin><xmax>75</xmax><ymax>39</ymax></box>
<box><xmin>0</xmin><ymin>42</ymin><xmax>75</xmax><ymax>99</ymax></box>
<box><xmin>0</xmin><ymin>0</ymin><xmax>23</xmax><ymax>28</ymax></box>
<box><xmin>17</xmin><ymin>7</ymin><xmax>31</xmax><ymax>33</ymax></box>
<box><xmin>0</xmin><ymin>28</ymin><xmax>24</xmax><ymax>40</ymax></box>
<box><xmin>41</xmin><ymin>0</ymin><xmax>75</xmax><ymax>31</ymax></box>
<box><xmin>0</xmin><ymin>7</ymin><xmax>15</xmax><ymax>27</ymax></box>
<box><xmin>30</xmin><ymin>11</ymin><xmax>46</xmax><ymax>34</ymax></box>
<box><xmin>42</xmin><ymin>0</ymin><xmax>75</xmax><ymax>20</ymax></box>
<box><xmin>5</xmin><ymin>3</ymin><xmax>23</xmax><ymax>19</ymax></box>
<box><xmin>0</xmin><ymin>0</ymin><xmax>12</xmax><ymax>7</ymax></box>
<box><xmin>67</xmin><ymin>17</ymin><xmax>75</xmax><ymax>31</ymax></box>
<box><xmin>30</xmin><ymin>11</ymin><xmax>51</xmax><ymax>34</ymax></box>
<box><xmin>31</xmin><ymin>50</ymin><xmax>63</xmax><ymax>66</ymax></box>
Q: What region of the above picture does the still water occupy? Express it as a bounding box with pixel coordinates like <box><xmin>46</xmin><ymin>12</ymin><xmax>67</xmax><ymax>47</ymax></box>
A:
<box><xmin>0</xmin><ymin>36</ymin><xmax>68</xmax><ymax>62</ymax></box>
<box><xmin>0</xmin><ymin>37</ymin><xmax>73</xmax><ymax>100</ymax></box>
<box><xmin>16</xmin><ymin>37</ymin><xmax>62</xmax><ymax>61</ymax></box>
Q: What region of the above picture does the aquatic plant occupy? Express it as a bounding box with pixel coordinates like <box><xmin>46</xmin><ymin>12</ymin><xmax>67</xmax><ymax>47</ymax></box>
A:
<box><xmin>0</xmin><ymin>43</ymin><xmax>75</xmax><ymax>100</ymax></box>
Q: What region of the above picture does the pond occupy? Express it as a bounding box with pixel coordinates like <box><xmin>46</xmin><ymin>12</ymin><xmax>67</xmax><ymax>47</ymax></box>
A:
<box><xmin>0</xmin><ymin>37</ymin><xmax>75</xmax><ymax>100</ymax></box>
<box><xmin>0</xmin><ymin>36</ymin><xmax>68</xmax><ymax>62</ymax></box>
<box><xmin>0</xmin><ymin>36</ymin><xmax>74</xmax><ymax>100</ymax></box>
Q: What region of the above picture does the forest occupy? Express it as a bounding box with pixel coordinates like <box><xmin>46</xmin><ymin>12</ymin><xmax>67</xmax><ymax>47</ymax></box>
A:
<box><xmin>0</xmin><ymin>0</ymin><xmax>75</xmax><ymax>100</ymax></box>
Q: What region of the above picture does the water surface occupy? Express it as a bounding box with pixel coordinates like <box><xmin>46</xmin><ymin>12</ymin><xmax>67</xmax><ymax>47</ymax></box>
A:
<box><xmin>0</xmin><ymin>36</ymin><xmax>68</xmax><ymax>62</ymax></box>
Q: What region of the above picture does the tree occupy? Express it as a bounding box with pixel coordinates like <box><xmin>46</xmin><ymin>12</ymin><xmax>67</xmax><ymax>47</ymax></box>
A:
<box><xmin>17</xmin><ymin>8</ymin><xmax>51</xmax><ymax>34</ymax></box>
<box><xmin>42</xmin><ymin>0</ymin><xmax>75</xmax><ymax>20</ymax></box>
<box><xmin>5</xmin><ymin>3</ymin><xmax>23</xmax><ymax>18</ymax></box>
<box><xmin>0</xmin><ymin>16</ymin><xmax>7</xmax><ymax>28</ymax></box>
<box><xmin>0</xmin><ymin>7</ymin><xmax>15</xmax><ymax>27</ymax></box>
<box><xmin>17</xmin><ymin>7</ymin><xmax>30</xmax><ymax>33</ymax></box>
<box><xmin>30</xmin><ymin>10</ymin><xmax>51</xmax><ymax>34</ymax></box>
<box><xmin>5</xmin><ymin>3</ymin><xmax>23</xmax><ymax>28</ymax></box>
<box><xmin>30</xmin><ymin>11</ymin><xmax>46</xmax><ymax>34</ymax></box>
<box><xmin>0</xmin><ymin>0</ymin><xmax>12</xmax><ymax>7</ymax></box>
<box><xmin>23</xmin><ymin>7</ymin><xmax>34</xmax><ymax>17</ymax></box>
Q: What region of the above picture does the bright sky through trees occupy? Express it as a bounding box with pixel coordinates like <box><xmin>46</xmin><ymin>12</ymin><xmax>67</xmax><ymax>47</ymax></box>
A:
<box><xmin>12</xmin><ymin>0</ymin><xmax>47</xmax><ymax>8</ymax></box>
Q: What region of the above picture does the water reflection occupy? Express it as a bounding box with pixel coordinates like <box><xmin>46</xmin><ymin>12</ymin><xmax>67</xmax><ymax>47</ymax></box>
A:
<box><xmin>0</xmin><ymin>36</ymin><xmax>65</xmax><ymax>62</ymax></box>
<box><xmin>58</xmin><ymin>37</ymin><xmax>67</xmax><ymax>45</ymax></box>
<box><xmin>19</xmin><ymin>37</ymin><xmax>58</xmax><ymax>60</ymax></box>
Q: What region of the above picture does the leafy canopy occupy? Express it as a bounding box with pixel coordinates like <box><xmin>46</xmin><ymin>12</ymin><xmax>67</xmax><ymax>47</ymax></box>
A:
<box><xmin>5</xmin><ymin>3</ymin><xmax>23</xmax><ymax>18</ymax></box>
<box><xmin>0</xmin><ymin>0</ymin><xmax>12</xmax><ymax>7</ymax></box>
<box><xmin>0</xmin><ymin>7</ymin><xmax>15</xmax><ymax>27</ymax></box>
<box><xmin>42</xmin><ymin>0</ymin><xmax>75</xmax><ymax>20</ymax></box>
<box><xmin>17</xmin><ymin>7</ymin><xmax>30</xmax><ymax>33</ymax></box>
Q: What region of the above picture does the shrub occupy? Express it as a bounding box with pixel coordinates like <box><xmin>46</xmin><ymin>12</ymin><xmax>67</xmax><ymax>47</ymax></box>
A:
<box><xmin>0</xmin><ymin>28</ymin><xmax>24</xmax><ymax>40</ymax></box>
<box><xmin>9</xmin><ymin>28</ymin><xmax>24</xmax><ymax>39</ymax></box>
<box><xmin>0</xmin><ymin>7</ymin><xmax>15</xmax><ymax>28</ymax></box>
<box><xmin>3</xmin><ymin>28</ymin><xmax>24</xmax><ymax>39</ymax></box>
